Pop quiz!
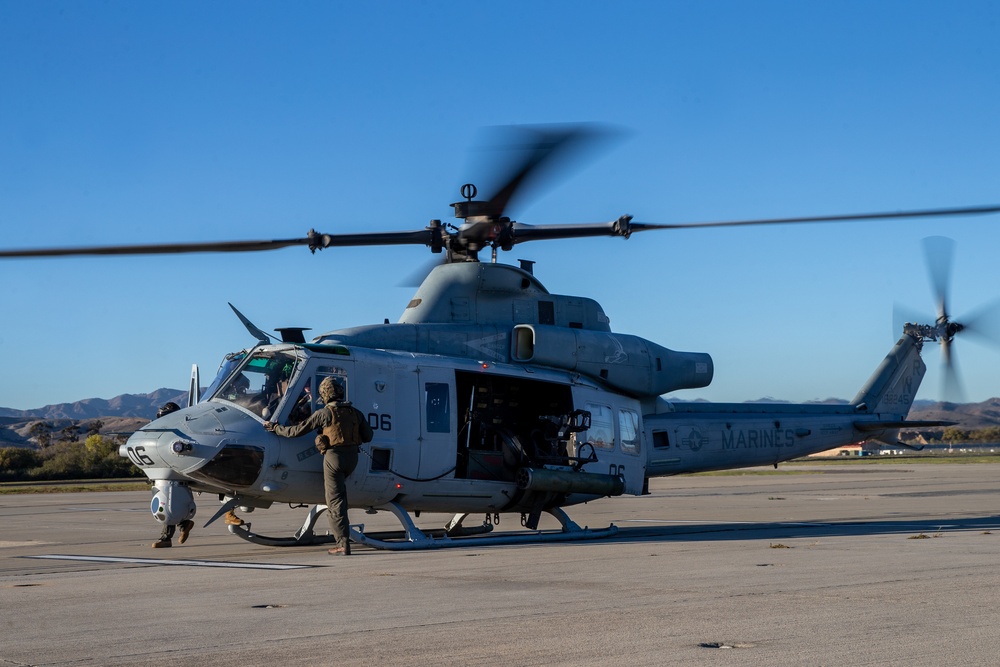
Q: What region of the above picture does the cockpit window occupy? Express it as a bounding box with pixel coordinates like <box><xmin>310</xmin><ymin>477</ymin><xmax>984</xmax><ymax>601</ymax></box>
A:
<box><xmin>212</xmin><ymin>350</ymin><xmax>299</xmax><ymax>420</ymax></box>
<box><xmin>200</xmin><ymin>351</ymin><xmax>248</xmax><ymax>403</ymax></box>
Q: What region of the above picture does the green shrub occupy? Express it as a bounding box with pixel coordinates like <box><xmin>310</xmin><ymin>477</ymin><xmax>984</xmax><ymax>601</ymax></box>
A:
<box><xmin>0</xmin><ymin>447</ymin><xmax>44</xmax><ymax>479</ymax></box>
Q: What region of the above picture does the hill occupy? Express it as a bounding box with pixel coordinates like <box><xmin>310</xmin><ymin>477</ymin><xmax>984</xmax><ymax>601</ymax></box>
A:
<box><xmin>0</xmin><ymin>388</ymin><xmax>187</xmax><ymax>420</ymax></box>
<box><xmin>906</xmin><ymin>398</ymin><xmax>1000</xmax><ymax>430</ymax></box>
<box><xmin>0</xmin><ymin>389</ymin><xmax>187</xmax><ymax>448</ymax></box>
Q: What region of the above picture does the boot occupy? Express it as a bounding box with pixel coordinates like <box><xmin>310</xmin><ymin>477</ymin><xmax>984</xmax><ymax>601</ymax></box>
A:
<box><xmin>152</xmin><ymin>537</ymin><xmax>171</xmax><ymax>548</ymax></box>
<box><xmin>328</xmin><ymin>540</ymin><xmax>351</xmax><ymax>556</ymax></box>
<box><xmin>178</xmin><ymin>519</ymin><xmax>194</xmax><ymax>544</ymax></box>
<box><xmin>224</xmin><ymin>510</ymin><xmax>244</xmax><ymax>526</ymax></box>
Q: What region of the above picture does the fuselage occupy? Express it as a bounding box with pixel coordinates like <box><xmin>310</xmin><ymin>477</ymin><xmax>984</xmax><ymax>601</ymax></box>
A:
<box><xmin>122</xmin><ymin>261</ymin><xmax>928</xmax><ymax>524</ymax></box>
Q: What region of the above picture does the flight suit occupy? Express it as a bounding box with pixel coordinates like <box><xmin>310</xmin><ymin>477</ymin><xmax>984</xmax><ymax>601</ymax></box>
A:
<box><xmin>270</xmin><ymin>401</ymin><xmax>364</xmax><ymax>553</ymax></box>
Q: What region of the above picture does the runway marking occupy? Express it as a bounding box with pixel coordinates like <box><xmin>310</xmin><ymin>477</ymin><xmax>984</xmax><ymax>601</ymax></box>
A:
<box><xmin>25</xmin><ymin>555</ymin><xmax>314</xmax><ymax>570</ymax></box>
<box><xmin>64</xmin><ymin>507</ymin><xmax>147</xmax><ymax>512</ymax></box>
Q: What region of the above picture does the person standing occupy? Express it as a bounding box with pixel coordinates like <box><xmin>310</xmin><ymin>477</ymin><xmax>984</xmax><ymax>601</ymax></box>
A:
<box><xmin>151</xmin><ymin>401</ymin><xmax>195</xmax><ymax>548</ymax></box>
<box><xmin>264</xmin><ymin>377</ymin><xmax>370</xmax><ymax>556</ymax></box>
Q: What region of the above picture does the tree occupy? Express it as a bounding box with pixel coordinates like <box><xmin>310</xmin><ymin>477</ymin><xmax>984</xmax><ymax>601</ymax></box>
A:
<box><xmin>83</xmin><ymin>434</ymin><xmax>139</xmax><ymax>477</ymax></box>
<box><xmin>942</xmin><ymin>427</ymin><xmax>970</xmax><ymax>445</ymax></box>
<box><xmin>973</xmin><ymin>426</ymin><xmax>1000</xmax><ymax>444</ymax></box>
<box><xmin>59</xmin><ymin>422</ymin><xmax>79</xmax><ymax>443</ymax></box>
<box><xmin>28</xmin><ymin>421</ymin><xmax>51</xmax><ymax>448</ymax></box>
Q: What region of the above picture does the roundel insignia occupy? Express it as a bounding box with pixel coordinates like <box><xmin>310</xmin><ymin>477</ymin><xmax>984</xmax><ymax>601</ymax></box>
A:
<box><xmin>682</xmin><ymin>429</ymin><xmax>708</xmax><ymax>451</ymax></box>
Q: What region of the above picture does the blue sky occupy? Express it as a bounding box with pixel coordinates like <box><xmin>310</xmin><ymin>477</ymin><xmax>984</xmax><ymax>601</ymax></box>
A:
<box><xmin>1</xmin><ymin>1</ymin><xmax>999</xmax><ymax>411</ymax></box>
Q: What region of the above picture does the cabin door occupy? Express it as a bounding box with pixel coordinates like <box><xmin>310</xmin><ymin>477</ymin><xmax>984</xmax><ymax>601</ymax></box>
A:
<box><xmin>415</xmin><ymin>366</ymin><xmax>457</xmax><ymax>480</ymax></box>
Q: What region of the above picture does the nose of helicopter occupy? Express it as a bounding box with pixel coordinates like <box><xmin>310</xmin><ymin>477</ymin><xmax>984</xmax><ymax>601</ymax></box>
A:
<box><xmin>121</xmin><ymin>402</ymin><xmax>267</xmax><ymax>483</ymax></box>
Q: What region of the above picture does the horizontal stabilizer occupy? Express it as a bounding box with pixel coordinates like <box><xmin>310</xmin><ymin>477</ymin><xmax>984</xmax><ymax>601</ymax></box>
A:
<box><xmin>870</xmin><ymin>438</ymin><xmax>925</xmax><ymax>452</ymax></box>
<box><xmin>854</xmin><ymin>420</ymin><xmax>957</xmax><ymax>432</ymax></box>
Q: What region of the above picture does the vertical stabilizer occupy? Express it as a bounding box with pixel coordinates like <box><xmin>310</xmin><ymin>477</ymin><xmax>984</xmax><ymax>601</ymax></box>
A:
<box><xmin>851</xmin><ymin>333</ymin><xmax>926</xmax><ymax>416</ymax></box>
<box><xmin>188</xmin><ymin>364</ymin><xmax>201</xmax><ymax>407</ymax></box>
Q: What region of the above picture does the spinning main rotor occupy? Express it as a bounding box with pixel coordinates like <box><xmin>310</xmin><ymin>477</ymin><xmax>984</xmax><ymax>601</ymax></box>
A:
<box><xmin>2</xmin><ymin>124</ymin><xmax>1000</xmax><ymax>262</ymax></box>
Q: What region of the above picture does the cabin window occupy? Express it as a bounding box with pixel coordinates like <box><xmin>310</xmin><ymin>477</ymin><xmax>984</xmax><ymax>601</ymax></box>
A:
<box><xmin>652</xmin><ymin>431</ymin><xmax>670</xmax><ymax>449</ymax></box>
<box><xmin>619</xmin><ymin>408</ymin><xmax>640</xmax><ymax>454</ymax></box>
<box><xmin>425</xmin><ymin>382</ymin><xmax>450</xmax><ymax>433</ymax></box>
<box><xmin>583</xmin><ymin>402</ymin><xmax>614</xmax><ymax>450</ymax></box>
<box><xmin>369</xmin><ymin>448</ymin><xmax>391</xmax><ymax>472</ymax></box>
<box><xmin>538</xmin><ymin>301</ymin><xmax>555</xmax><ymax>325</ymax></box>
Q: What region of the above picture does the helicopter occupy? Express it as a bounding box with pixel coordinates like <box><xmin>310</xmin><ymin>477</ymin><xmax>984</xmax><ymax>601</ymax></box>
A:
<box><xmin>4</xmin><ymin>125</ymin><xmax>999</xmax><ymax>551</ymax></box>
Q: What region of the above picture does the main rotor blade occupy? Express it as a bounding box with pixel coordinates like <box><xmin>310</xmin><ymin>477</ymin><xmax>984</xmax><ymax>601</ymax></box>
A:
<box><xmin>508</xmin><ymin>203</ymin><xmax>1000</xmax><ymax>246</ymax></box>
<box><xmin>923</xmin><ymin>235</ymin><xmax>955</xmax><ymax>321</ymax></box>
<box><xmin>0</xmin><ymin>228</ymin><xmax>435</xmax><ymax>259</ymax></box>
<box><xmin>0</xmin><ymin>237</ymin><xmax>314</xmax><ymax>258</ymax></box>
<box><xmin>510</xmin><ymin>219</ymin><xmax>629</xmax><ymax>243</ymax></box>
<box><xmin>629</xmin><ymin>204</ymin><xmax>1000</xmax><ymax>232</ymax></box>
<box><xmin>480</xmin><ymin>124</ymin><xmax>612</xmax><ymax>219</ymax></box>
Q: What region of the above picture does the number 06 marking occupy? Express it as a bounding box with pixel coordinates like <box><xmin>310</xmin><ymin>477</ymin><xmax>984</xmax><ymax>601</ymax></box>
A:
<box><xmin>367</xmin><ymin>413</ymin><xmax>392</xmax><ymax>431</ymax></box>
<box><xmin>126</xmin><ymin>446</ymin><xmax>155</xmax><ymax>467</ymax></box>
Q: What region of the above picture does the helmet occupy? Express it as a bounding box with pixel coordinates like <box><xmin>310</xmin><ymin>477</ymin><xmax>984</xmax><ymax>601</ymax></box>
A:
<box><xmin>156</xmin><ymin>402</ymin><xmax>181</xmax><ymax>419</ymax></box>
<box><xmin>319</xmin><ymin>377</ymin><xmax>344</xmax><ymax>403</ymax></box>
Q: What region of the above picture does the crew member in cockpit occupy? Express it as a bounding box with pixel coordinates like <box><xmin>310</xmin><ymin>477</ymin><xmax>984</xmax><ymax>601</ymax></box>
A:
<box><xmin>288</xmin><ymin>383</ymin><xmax>313</xmax><ymax>424</ymax></box>
<box><xmin>223</xmin><ymin>374</ymin><xmax>250</xmax><ymax>403</ymax></box>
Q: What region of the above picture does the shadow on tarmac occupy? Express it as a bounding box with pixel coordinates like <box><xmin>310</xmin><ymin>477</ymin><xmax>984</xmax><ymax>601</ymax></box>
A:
<box><xmin>604</xmin><ymin>515</ymin><xmax>1000</xmax><ymax>544</ymax></box>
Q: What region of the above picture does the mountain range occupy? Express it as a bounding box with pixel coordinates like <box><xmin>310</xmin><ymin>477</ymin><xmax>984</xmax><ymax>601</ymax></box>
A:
<box><xmin>0</xmin><ymin>389</ymin><xmax>189</xmax><ymax>421</ymax></box>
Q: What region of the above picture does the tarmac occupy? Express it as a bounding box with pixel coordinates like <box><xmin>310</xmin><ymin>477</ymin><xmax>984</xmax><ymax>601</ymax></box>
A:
<box><xmin>2</xmin><ymin>462</ymin><xmax>1000</xmax><ymax>666</ymax></box>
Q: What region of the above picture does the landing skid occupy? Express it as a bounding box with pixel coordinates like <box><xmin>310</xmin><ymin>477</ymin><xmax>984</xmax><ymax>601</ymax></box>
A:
<box><xmin>227</xmin><ymin>501</ymin><xmax>618</xmax><ymax>550</ymax></box>
<box><xmin>227</xmin><ymin>504</ymin><xmax>339</xmax><ymax>547</ymax></box>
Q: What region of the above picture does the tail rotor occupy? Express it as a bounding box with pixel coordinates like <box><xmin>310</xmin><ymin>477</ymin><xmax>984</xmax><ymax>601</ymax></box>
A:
<box><xmin>895</xmin><ymin>236</ymin><xmax>1000</xmax><ymax>402</ymax></box>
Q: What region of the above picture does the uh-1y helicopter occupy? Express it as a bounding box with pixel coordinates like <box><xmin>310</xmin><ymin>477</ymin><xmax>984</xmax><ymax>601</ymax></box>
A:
<box><xmin>4</xmin><ymin>125</ymin><xmax>1000</xmax><ymax>551</ymax></box>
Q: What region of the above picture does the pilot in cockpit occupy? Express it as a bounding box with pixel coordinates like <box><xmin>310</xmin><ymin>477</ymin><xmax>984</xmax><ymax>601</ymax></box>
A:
<box><xmin>260</xmin><ymin>364</ymin><xmax>293</xmax><ymax>421</ymax></box>
<box><xmin>287</xmin><ymin>383</ymin><xmax>313</xmax><ymax>425</ymax></box>
<box><xmin>223</xmin><ymin>374</ymin><xmax>250</xmax><ymax>403</ymax></box>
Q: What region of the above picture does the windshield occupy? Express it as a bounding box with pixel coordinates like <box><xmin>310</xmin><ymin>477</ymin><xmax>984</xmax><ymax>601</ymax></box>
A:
<box><xmin>212</xmin><ymin>349</ymin><xmax>300</xmax><ymax>420</ymax></box>
<box><xmin>200</xmin><ymin>350</ymin><xmax>249</xmax><ymax>402</ymax></box>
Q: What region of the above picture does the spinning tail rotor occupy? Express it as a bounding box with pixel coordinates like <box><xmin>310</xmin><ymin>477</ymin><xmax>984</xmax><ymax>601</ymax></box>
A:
<box><xmin>896</xmin><ymin>236</ymin><xmax>1000</xmax><ymax>401</ymax></box>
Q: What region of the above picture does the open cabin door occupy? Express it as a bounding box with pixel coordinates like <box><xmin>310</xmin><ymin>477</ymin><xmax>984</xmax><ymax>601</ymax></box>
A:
<box><xmin>454</xmin><ymin>371</ymin><xmax>576</xmax><ymax>482</ymax></box>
